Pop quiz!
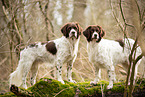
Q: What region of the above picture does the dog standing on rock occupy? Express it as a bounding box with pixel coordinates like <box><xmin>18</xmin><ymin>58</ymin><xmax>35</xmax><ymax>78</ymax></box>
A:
<box><xmin>9</xmin><ymin>22</ymin><xmax>82</xmax><ymax>89</ymax></box>
<box><xmin>83</xmin><ymin>25</ymin><xmax>142</xmax><ymax>89</ymax></box>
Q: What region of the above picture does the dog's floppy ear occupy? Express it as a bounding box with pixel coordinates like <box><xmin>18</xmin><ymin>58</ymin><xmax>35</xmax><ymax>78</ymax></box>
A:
<box><xmin>97</xmin><ymin>25</ymin><xmax>105</xmax><ymax>37</ymax></box>
<box><xmin>76</xmin><ymin>23</ymin><xmax>83</xmax><ymax>35</ymax></box>
<box><xmin>83</xmin><ymin>26</ymin><xmax>91</xmax><ymax>42</ymax></box>
<box><xmin>101</xmin><ymin>30</ymin><xmax>105</xmax><ymax>37</ymax></box>
<box><xmin>61</xmin><ymin>23</ymin><xmax>69</xmax><ymax>38</ymax></box>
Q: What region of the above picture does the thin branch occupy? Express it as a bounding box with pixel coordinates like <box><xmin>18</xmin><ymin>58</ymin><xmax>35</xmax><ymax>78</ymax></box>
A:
<box><xmin>54</xmin><ymin>87</ymin><xmax>72</xmax><ymax>97</ymax></box>
<box><xmin>141</xmin><ymin>9</ymin><xmax>145</xmax><ymax>23</ymax></box>
<box><xmin>14</xmin><ymin>18</ymin><xmax>23</xmax><ymax>40</ymax></box>
<box><xmin>119</xmin><ymin>0</ymin><xmax>135</xmax><ymax>28</ymax></box>
<box><xmin>100</xmin><ymin>84</ymin><xmax>105</xmax><ymax>97</ymax></box>
<box><xmin>38</xmin><ymin>1</ymin><xmax>54</xmax><ymax>41</ymax></box>
<box><xmin>134</xmin><ymin>54</ymin><xmax>143</xmax><ymax>65</ymax></box>
<box><xmin>128</xmin><ymin>53</ymin><xmax>143</xmax><ymax>97</ymax></box>
<box><xmin>129</xmin><ymin>38</ymin><xmax>138</xmax><ymax>64</ymax></box>
<box><xmin>119</xmin><ymin>0</ymin><xmax>126</xmax><ymax>23</ymax></box>
<box><xmin>134</xmin><ymin>0</ymin><xmax>142</xmax><ymax>23</ymax></box>
<box><xmin>0</xmin><ymin>57</ymin><xmax>7</xmax><ymax>66</ymax></box>
<box><xmin>109</xmin><ymin>0</ymin><xmax>123</xmax><ymax>32</ymax></box>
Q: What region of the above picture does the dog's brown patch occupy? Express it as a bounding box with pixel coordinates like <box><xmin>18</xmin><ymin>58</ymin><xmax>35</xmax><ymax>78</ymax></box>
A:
<box><xmin>115</xmin><ymin>39</ymin><xmax>125</xmax><ymax>47</ymax></box>
<box><xmin>45</xmin><ymin>41</ymin><xmax>57</xmax><ymax>55</ymax></box>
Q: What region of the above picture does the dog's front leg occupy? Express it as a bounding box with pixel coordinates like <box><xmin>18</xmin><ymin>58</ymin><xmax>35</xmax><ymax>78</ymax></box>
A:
<box><xmin>55</xmin><ymin>60</ymin><xmax>65</xmax><ymax>84</ymax></box>
<box><xmin>107</xmin><ymin>65</ymin><xmax>116</xmax><ymax>89</ymax></box>
<box><xmin>90</xmin><ymin>67</ymin><xmax>101</xmax><ymax>85</ymax></box>
<box><xmin>67</xmin><ymin>61</ymin><xmax>76</xmax><ymax>83</ymax></box>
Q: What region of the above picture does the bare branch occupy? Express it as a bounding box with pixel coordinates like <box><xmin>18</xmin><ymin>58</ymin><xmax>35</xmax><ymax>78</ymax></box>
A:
<box><xmin>14</xmin><ymin>18</ymin><xmax>23</xmax><ymax>40</ymax></box>
<box><xmin>134</xmin><ymin>0</ymin><xmax>142</xmax><ymax>23</ymax></box>
<box><xmin>54</xmin><ymin>87</ymin><xmax>72</xmax><ymax>97</ymax></box>
<box><xmin>38</xmin><ymin>1</ymin><xmax>54</xmax><ymax>41</ymax></box>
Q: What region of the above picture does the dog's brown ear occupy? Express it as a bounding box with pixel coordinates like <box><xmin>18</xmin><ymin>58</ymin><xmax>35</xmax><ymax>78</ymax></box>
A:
<box><xmin>76</xmin><ymin>23</ymin><xmax>83</xmax><ymax>35</ymax></box>
<box><xmin>83</xmin><ymin>26</ymin><xmax>91</xmax><ymax>42</ymax></box>
<box><xmin>61</xmin><ymin>23</ymin><xmax>69</xmax><ymax>38</ymax></box>
<box><xmin>101</xmin><ymin>30</ymin><xmax>105</xmax><ymax>37</ymax></box>
<box><xmin>97</xmin><ymin>25</ymin><xmax>105</xmax><ymax>37</ymax></box>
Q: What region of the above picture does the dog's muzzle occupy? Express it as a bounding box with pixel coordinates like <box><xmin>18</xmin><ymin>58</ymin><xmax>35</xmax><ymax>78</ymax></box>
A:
<box><xmin>92</xmin><ymin>32</ymin><xmax>100</xmax><ymax>42</ymax></box>
<box><xmin>92</xmin><ymin>32</ymin><xmax>99</xmax><ymax>39</ymax></box>
<box><xmin>69</xmin><ymin>29</ymin><xmax>77</xmax><ymax>38</ymax></box>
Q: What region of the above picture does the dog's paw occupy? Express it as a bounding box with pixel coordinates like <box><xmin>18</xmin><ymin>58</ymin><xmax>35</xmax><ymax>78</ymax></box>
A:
<box><xmin>68</xmin><ymin>79</ymin><xmax>76</xmax><ymax>83</ymax></box>
<box><xmin>107</xmin><ymin>84</ymin><xmax>113</xmax><ymax>89</ymax></box>
<box><xmin>113</xmin><ymin>78</ymin><xmax>116</xmax><ymax>82</ymax></box>
<box><xmin>58</xmin><ymin>79</ymin><xmax>65</xmax><ymax>84</ymax></box>
<box><xmin>90</xmin><ymin>81</ymin><xmax>97</xmax><ymax>85</ymax></box>
<box><xmin>21</xmin><ymin>84</ymin><xmax>27</xmax><ymax>89</ymax></box>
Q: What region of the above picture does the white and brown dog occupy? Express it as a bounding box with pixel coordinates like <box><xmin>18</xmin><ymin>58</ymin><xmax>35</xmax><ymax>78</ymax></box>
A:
<box><xmin>83</xmin><ymin>25</ymin><xmax>142</xmax><ymax>89</ymax></box>
<box><xmin>10</xmin><ymin>22</ymin><xmax>82</xmax><ymax>89</ymax></box>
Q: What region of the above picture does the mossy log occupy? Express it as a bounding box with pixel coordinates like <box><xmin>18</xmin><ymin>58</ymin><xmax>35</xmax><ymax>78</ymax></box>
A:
<box><xmin>1</xmin><ymin>78</ymin><xmax>145</xmax><ymax>97</ymax></box>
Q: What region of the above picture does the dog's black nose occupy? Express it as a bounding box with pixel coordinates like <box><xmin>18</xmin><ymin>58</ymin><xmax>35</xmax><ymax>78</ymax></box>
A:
<box><xmin>94</xmin><ymin>34</ymin><xmax>97</xmax><ymax>38</ymax></box>
<box><xmin>72</xmin><ymin>31</ymin><xmax>75</xmax><ymax>34</ymax></box>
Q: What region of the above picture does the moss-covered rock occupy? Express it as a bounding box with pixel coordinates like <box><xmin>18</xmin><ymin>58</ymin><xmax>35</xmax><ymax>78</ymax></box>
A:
<box><xmin>1</xmin><ymin>78</ymin><xmax>145</xmax><ymax>97</ymax></box>
<box><xmin>28</xmin><ymin>78</ymin><xmax>75</xmax><ymax>97</ymax></box>
<box><xmin>0</xmin><ymin>92</ymin><xmax>16</xmax><ymax>97</ymax></box>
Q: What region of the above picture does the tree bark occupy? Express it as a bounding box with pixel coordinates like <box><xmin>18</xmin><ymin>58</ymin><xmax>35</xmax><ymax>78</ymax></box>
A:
<box><xmin>71</xmin><ymin>0</ymin><xmax>87</xmax><ymax>28</ymax></box>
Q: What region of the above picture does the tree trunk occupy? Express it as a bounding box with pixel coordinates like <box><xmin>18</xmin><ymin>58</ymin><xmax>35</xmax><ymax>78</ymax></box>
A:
<box><xmin>71</xmin><ymin>0</ymin><xmax>87</xmax><ymax>28</ymax></box>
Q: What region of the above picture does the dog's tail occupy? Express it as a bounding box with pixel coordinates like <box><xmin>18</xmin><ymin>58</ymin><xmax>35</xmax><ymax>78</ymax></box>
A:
<box><xmin>9</xmin><ymin>62</ymin><xmax>23</xmax><ymax>87</ymax></box>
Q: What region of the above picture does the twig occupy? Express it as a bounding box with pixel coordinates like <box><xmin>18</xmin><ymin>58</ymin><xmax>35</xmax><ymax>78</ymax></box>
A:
<box><xmin>109</xmin><ymin>0</ymin><xmax>131</xmax><ymax>50</ymax></box>
<box><xmin>119</xmin><ymin>0</ymin><xmax>135</xmax><ymax>28</ymax></box>
<box><xmin>100</xmin><ymin>84</ymin><xmax>105</xmax><ymax>97</ymax></box>
<box><xmin>134</xmin><ymin>54</ymin><xmax>143</xmax><ymax>66</ymax></box>
<box><xmin>0</xmin><ymin>57</ymin><xmax>7</xmax><ymax>66</ymax></box>
<box><xmin>38</xmin><ymin>1</ymin><xmax>54</xmax><ymax>41</ymax></box>
<box><xmin>128</xmin><ymin>53</ymin><xmax>143</xmax><ymax>97</ymax></box>
<box><xmin>42</xmin><ymin>68</ymin><xmax>55</xmax><ymax>78</ymax></box>
<box><xmin>134</xmin><ymin>0</ymin><xmax>142</xmax><ymax>23</ymax></box>
<box><xmin>54</xmin><ymin>87</ymin><xmax>72</xmax><ymax>97</ymax></box>
<box><xmin>14</xmin><ymin>18</ymin><xmax>23</xmax><ymax>40</ymax></box>
<box><xmin>124</xmin><ymin>38</ymin><xmax>138</xmax><ymax>97</ymax></box>
<box><xmin>80</xmin><ymin>50</ymin><xmax>95</xmax><ymax>75</ymax></box>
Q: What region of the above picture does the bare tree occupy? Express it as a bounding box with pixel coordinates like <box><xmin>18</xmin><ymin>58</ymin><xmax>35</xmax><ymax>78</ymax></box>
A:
<box><xmin>110</xmin><ymin>0</ymin><xmax>145</xmax><ymax>96</ymax></box>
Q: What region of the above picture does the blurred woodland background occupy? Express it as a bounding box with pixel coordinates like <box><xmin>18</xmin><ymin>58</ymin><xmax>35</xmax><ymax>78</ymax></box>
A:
<box><xmin>0</xmin><ymin>0</ymin><xmax>145</xmax><ymax>93</ymax></box>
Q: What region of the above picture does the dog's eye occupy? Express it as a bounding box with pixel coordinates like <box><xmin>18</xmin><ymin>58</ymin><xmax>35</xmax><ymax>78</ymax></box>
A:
<box><xmin>68</xmin><ymin>27</ymin><xmax>71</xmax><ymax>30</ymax></box>
<box><xmin>73</xmin><ymin>27</ymin><xmax>77</xmax><ymax>30</ymax></box>
<box><xmin>91</xmin><ymin>30</ymin><xmax>94</xmax><ymax>33</ymax></box>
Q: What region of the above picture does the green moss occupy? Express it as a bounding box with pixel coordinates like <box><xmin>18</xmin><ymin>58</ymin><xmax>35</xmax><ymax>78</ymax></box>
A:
<box><xmin>98</xmin><ymin>80</ymin><xmax>109</xmax><ymax>85</ymax></box>
<box><xmin>77</xmin><ymin>81</ymin><xmax>90</xmax><ymax>86</ymax></box>
<box><xmin>136</xmin><ymin>78</ymin><xmax>145</xmax><ymax>86</ymax></box>
<box><xmin>109</xmin><ymin>85</ymin><xmax>125</xmax><ymax>93</ymax></box>
<box><xmin>0</xmin><ymin>92</ymin><xmax>16</xmax><ymax>97</ymax></box>
<box><xmin>78</xmin><ymin>86</ymin><xmax>101</xmax><ymax>96</ymax></box>
<box><xmin>28</xmin><ymin>78</ymin><xmax>75</xmax><ymax>97</ymax></box>
<box><xmin>64</xmin><ymin>80</ymin><xmax>77</xmax><ymax>87</ymax></box>
<box><xmin>3</xmin><ymin>78</ymin><xmax>145</xmax><ymax>97</ymax></box>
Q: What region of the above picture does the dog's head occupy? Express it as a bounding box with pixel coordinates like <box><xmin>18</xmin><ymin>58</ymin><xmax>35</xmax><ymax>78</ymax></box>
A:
<box><xmin>61</xmin><ymin>22</ymin><xmax>82</xmax><ymax>40</ymax></box>
<box><xmin>83</xmin><ymin>25</ymin><xmax>105</xmax><ymax>42</ymax></box>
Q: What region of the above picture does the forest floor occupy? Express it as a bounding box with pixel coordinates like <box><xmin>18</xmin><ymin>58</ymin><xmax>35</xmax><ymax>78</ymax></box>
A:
<box><xmin>0</xmin><ymin>78</ymin><xmax>145</xmax><ymax>97</ymax></box>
